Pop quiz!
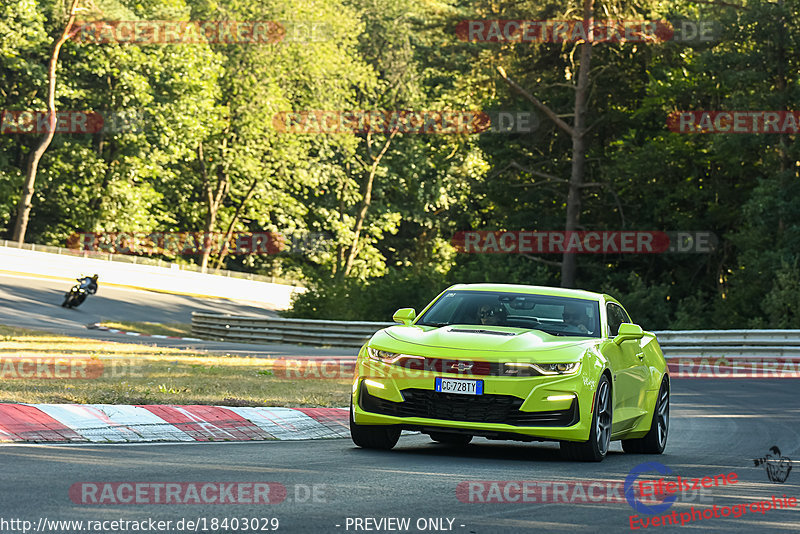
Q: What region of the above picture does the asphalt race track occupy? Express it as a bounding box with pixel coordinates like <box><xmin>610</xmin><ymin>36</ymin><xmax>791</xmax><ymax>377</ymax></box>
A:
<box><xmin>0</xmin><ymin>273</ymin><xmax>353</xmax><ymax>357</ymax></box>
<box><xmin>1</xmin><ymin>379</ymin><xmax>799</xmax><ymax>533</ymax></box>
<box><xmin>1</xmin><ymin>272</ymin><xmax>799</xmax><ymax>532</ymax></box>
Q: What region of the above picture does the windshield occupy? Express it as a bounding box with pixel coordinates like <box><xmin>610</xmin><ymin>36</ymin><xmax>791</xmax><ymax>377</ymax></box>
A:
<box><xmin>416</xmin><ymin>290</ymin><xmax>601</xmax><ymax>338</ymax></box>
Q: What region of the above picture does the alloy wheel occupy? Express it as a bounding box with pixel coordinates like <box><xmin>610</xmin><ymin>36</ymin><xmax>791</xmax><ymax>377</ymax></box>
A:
<box><xmin>596</xmin><ymin>380</ymin><xmax>612</xmax><ymax>455</ymax></box>
<box><xmin>656</xmin><ymin>385</ymin><xmax>669</xmax><ymax>448</ymax></box>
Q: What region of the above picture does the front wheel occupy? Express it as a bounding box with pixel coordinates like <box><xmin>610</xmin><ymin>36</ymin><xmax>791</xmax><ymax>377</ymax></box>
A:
<box><xmin>350</xmin><ymin>400</ymin><xmax>401</xmax><ymax>450</ymax></box>
<box><xmin>560</xmin><ymin>374</ymin><xmax>612</xmax><ymax>462</ymax></box>
<box><xmin>622</xmin><ymin>378</ymin><xmax>669</xmax><ymax>454</ymax></box>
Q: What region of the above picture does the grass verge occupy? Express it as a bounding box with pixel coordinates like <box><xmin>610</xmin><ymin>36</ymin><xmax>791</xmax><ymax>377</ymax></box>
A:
<box><xmin>98</xmin><ymin>321</ymin><xmax>193</xmax><ymax>337</ymax></box>
<box><xmin>0</xmin><ymin>324</ymin><xmax>350</xmax><ymax>407</ymax></box>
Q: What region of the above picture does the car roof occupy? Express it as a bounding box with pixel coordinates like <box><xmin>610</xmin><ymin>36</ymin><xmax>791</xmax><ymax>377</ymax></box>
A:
<box><xmin>445</xmin><ymin>283</ymin><xmax>605</xmax><ymax>301</ymax></box>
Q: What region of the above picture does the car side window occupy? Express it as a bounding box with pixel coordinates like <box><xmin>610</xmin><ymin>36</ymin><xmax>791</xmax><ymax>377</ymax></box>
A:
<box><xmin>619</xmin><ymin>306</ymin><xmax>631</xmax><ymax>324</ymax></box>
<box><xmin>606</xmin><ymin>303</ymin><xmax>627</xmax><ymax>337</ymax></box>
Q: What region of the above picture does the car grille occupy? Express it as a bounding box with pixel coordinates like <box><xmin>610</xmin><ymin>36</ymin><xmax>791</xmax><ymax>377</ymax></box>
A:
<box><xmin>385</xmin><ymin>356</ymin><xmax>577</xmax><ymax>377</ymax></box>
<box><xmin>359</xmin><ymin>384</ymin><xmax>578</xmax><ymax>427</ymax></box>
<box><xmin>390</xmin><ymin>356</ymin><xmax>500</xmax><ymax>376</ymax></box>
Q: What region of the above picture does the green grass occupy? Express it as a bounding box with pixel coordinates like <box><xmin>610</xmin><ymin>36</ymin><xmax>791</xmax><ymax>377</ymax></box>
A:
<box><xmin>98</xmin><ymin>321</ymin><xmax>193</xmax><ymax>337</ymax></box>
<box><xmin>0</xmin><ymin>325</ymin><xmax>350</xmax><ymax>407</ymax></box>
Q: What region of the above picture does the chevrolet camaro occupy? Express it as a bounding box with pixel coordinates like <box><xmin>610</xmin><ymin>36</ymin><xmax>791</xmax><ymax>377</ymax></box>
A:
<box><xmin>350</xmin><ymin>284</ymin><xmax>669</xmax><ymax>461</ymax></box>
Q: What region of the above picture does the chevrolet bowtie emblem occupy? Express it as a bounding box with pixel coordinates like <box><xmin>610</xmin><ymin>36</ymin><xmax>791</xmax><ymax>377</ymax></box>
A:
<box><xmin>451</xmin><ymin>362</ymin><xmax>474</xmax><ymax>372</ymax></box>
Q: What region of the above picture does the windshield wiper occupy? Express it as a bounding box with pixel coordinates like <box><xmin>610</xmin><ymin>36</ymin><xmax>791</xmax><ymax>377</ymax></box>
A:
<box><xmin>416</xmin><ymin>322</ymin><xmax>449</xmax><ymax>328</ymax></box>
<box><xmin>449</xmin><ymin>328</ymin><xmax>517</xmax><ymax>336</ymax></box>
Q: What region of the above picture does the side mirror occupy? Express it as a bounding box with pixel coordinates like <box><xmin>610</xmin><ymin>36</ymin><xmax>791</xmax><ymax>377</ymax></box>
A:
<box><xmin>613</xmin><ymin>323</ymin><xmax>644</xmax><ymax>345</ymax></box>
<box><xmin>393</xmin><ymin>308</ymin><xmax>416</xmax><ymax>326</ymax></box>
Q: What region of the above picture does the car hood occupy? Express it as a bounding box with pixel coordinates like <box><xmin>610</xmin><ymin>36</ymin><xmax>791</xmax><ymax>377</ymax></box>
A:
<box><xmin>373</xmin><ymin>325</ymin><xmax>597</xmax><ymax>360</ymax></box>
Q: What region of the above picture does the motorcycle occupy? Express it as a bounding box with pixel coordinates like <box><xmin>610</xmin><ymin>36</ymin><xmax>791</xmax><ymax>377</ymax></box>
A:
<box><xmin>62</xmin><ymin>275</ymin><xmax>98</xmax><ymax>308</ymax></box>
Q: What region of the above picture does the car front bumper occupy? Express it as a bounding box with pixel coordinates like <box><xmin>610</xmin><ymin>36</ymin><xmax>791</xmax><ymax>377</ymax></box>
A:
<box><xmin>351</xmin><ymin>355</ymin><xmax>601</xmax><ymax>442</ymax></box>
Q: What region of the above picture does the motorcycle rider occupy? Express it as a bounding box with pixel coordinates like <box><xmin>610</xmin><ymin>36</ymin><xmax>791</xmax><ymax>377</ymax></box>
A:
<box><xmin>78</xmin><ymin>274</ymin><xmax>99</xmax><ymax>294</ymax></box>
<box><xmin>63</xmin><ymin>274</ymin><xmax>99</xmax><ymax>307</ymax></box>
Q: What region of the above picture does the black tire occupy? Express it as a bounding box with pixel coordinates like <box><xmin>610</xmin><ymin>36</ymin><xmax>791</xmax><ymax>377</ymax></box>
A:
<box><xmin>622</xmin><ymin>378</ymin><xmax>669</xmax><ymax>454</ymax></box>
<box><xmin>560</xmin><ymin>374</ymin><xmax>612</xmax><ymax>462</ymax></box>
<box><xmin>429</xmin><ymin>432</ymin><xmax>472</xmax><ymax>446</ymax></box>
<box><xmin>350</xmin><ymin>400</ymin><xmax>401</xmax><ymax>450</ymax></box>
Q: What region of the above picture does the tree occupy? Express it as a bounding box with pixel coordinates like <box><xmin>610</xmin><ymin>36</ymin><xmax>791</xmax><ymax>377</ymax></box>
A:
<box><xmin>184</xmin><ymin>0</ymin><xmax>375</xmax><ymax>273</ymax></box>
<box><xmin>11</xmin><ymin>0</ymin><xmax>82</xmax><ymax>243</ymax></box>
<box><xmin>340</xmin><ymin>129</ymin><xmax>398</xmax><ymax>278</ymax></box>
<box><xmin>496</xmin><ymin>0</ymin><xmax>634</xmax><ymax>287</ymax></box>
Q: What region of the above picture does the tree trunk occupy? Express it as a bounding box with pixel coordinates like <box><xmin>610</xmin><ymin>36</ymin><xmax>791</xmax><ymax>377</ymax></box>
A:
<box><xmin>212</xmin><ymin>177</ymin><xmax>259</xmax><ymax>270</ymax></box>
<box><xmin>332</xmin><ymin>171</ymin><xmax>348</xmax><ymax>277</ymax></box>
<box><xmin>341</xmin><ymin>130</ymin><xmax>397</xmax><ymax>278</ymax></box>
<box><xmin>11</xmin><ymin>0</ymin><xmax>81</xmax><ymax>243</ymax></box>
<box><xmin>775</xmin><ymin>0</ymin><xmax>789</xmax><ymax>236</ymax></box>
<box><xmin>497</xmin><ymin>0</ymin><xmax>596</xmax><ymax>288</ymax></box>
<box><xmin>198</xmin><ymin>142</ymin><xmax>229</xmax><ymax>272</ymax></box>
<box><xmin>342</xmin><ymin>167</ymin><xmax>376</xmax><ymax>278</ymax></box>
<box><xmin>561</xmin><ymin>0</ymin><xmax>593</xmax><ymax>288</ymax></box>
<box><xmin>201</xmin><ymin>203</ymin><xmax>218</xmax><ymax>272</ymax></box>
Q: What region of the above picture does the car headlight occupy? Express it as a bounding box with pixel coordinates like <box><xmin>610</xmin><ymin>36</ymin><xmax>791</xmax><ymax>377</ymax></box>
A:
<box><xmin>501</xmin><ymin>362</ymin><xmax>580</xmax><ymax>376</ymax></box>
<box><xmin>367</xmin><ymin>347</ymin><xmax>405</xmax><ymax>363</ymax></box>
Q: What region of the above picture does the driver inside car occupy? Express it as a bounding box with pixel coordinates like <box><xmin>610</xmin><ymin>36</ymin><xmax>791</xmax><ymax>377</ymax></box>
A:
<box><xmin>478</xmin><ymin>304</ymin><xmax>508</xmax><ymax>326</ymax></box>
<box><xmin>562</xmin><ymin>302</ymin><xmax>590</xmax><ymax>334</ymax></box>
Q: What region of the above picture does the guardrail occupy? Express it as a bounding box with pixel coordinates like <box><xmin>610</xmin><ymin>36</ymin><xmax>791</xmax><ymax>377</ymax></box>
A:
<box><xmin>191</xmin><ymin>315</ymin><xmax>800</xmax><ymax>356</ymax></box>
<box><xmin>651</xmin><ymin>329</ymin><xmax>800</xmax><ymax>358</ymax></box>
<box><xmin>191</xmin><ymin>313</ymin><xmax>393</xmax><ymax>348</ymax></box>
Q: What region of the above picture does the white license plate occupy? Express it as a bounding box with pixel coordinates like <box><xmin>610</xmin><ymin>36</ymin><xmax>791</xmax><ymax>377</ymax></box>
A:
<box><xmin>435</xmin><ymin>377</ymin><xmax>484</xmax><ymax>395</ymax></box>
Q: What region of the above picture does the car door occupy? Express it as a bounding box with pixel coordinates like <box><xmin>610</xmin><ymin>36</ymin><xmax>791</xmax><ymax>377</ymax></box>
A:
<box><xmin>616</xmin><ymin>305</ymin><xmax>652</xmax><ymax>418</ymax></box>
<box><xmin>602</xmin><ymin>302</ymin><xmax>649</xmax><ymax>429</ymax></box>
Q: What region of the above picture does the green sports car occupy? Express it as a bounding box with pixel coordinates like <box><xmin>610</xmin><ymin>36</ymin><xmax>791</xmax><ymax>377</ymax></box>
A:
<box><xmin>350</xmin><ymin>283</ymin><xmax>669</xmax><ymax>461</ymax></box>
